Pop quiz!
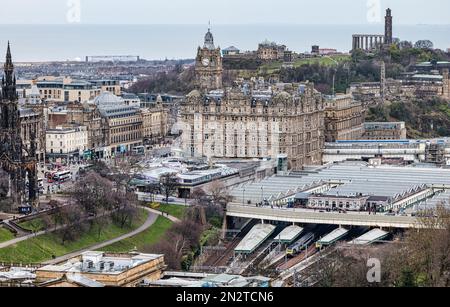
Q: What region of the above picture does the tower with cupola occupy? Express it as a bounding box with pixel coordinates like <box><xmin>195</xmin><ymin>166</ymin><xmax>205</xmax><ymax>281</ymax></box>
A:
<box><xmin>195</xmin><ymin>28</ymin><xmax>223</xmax><ymax>91</ymax></box>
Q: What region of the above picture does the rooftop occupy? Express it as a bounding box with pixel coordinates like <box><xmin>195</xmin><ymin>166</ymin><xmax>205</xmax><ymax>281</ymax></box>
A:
<box><xmin>38</xmin><ymin>251</ymin><xmax>164</xmax><ymax>276</ymax></box>
<box><xmin>230</xmin><ymin>161</ymin><xmax>450</xmax><ymax>206</ymax></box>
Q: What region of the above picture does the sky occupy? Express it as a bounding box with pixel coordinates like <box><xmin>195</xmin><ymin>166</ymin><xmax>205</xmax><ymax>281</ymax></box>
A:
<box><xmin>0</xmin><ymin>0</ymin><xmax>449</xmax><ymax>25</ymax></box>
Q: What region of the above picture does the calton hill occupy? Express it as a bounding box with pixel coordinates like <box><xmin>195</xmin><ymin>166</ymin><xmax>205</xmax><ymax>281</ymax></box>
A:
<box><xmin>131</xmin><ymin>39</ymin><xmax>450</xmax><ymax>138</ymax></box>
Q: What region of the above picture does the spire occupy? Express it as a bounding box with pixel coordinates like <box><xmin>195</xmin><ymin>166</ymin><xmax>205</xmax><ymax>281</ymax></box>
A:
<box><xmin>2</xmin><ymin>41</ymin><xmax>17</xmax><ymax>101</ymax></box>
<box><xmin>204</xmin><ymin>23</ymin><xmax>215</xmax><ymax>50</ymax></box>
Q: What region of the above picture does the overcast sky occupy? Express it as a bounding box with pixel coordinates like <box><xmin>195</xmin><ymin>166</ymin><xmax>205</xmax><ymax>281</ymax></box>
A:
<box><xmin>0</xmin><ymin>0</ymin><xmax>449</xmax><ymax>25</ymax></box>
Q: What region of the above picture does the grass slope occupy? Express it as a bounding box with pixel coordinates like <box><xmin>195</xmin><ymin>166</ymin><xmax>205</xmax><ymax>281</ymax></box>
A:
<box><xmin>0</xmin><ymin>209</ymin><xmax>148</xmax><ymax>263</ymax></box>
<box><xmin>0</xmin><ymin>227</ymin><xmax>15</xmax><ymax>243</ymax></box>
<box><xmin>100</xmin><ymin>216</ymin><xmax>173</xmax><ymax>253</ymax></box>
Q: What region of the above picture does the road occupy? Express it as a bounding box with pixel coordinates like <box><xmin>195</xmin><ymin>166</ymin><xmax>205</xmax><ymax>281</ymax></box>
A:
<box><xmin>227</xmin><ymin>204</ymin><xmax>422</xmax><ymax>229</ymax></box>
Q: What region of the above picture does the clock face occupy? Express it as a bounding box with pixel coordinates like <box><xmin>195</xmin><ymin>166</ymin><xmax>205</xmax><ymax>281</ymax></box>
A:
<box><xmin>202</xmin><ymin>57</ymin><xmax>210</xmax><ymax>67</ymax></box>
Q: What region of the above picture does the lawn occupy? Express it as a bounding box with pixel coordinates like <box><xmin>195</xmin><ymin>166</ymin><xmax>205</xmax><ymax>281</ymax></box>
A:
<box><xmin>146</xmin><ymin>203</ymin><xmax>187</xmax><ymax>219</ymax></box>
<box><xmin>158</xmin><ymin>203</ymin><xmax>186</xmax><ymax>219</ymax></box>
<box><xmin>293</xmin><ymin>55</ymin><xmax>351</xmax><ymax>67</ymax></box>
<box><xmin>0</xmin><ymin>208</ymin><xmax>149</xmax><ymax>264</ymax></box>
<box><xmin>18</xmin><ymin>218</ymin><xmax>47</xmax><ymax>232</ymax></box>
<box><xmin>259</xmin><ymin>54</ymin><xmax>351</xmax><ymax>74</ymax></box>
<box><xmin>100</xmin><ymin>216</ymin><xmax>173</xmax><ymax>253</ymax></box>
<box><xmin>0</xmin><ymin>227</ymin><xmax>15</xmax><ymax>243</ymax></box>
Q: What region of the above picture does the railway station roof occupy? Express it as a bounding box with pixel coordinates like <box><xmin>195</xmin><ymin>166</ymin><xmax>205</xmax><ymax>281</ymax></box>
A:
<box><xmin>230</xmin><ymin>162</ymin><xmax>450</xmax><ymax>209</ymax></box>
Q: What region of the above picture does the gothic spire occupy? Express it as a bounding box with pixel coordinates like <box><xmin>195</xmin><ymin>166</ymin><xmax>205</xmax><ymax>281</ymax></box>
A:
<box><xmin>2</xmin><ymin>41</ymin><xmax>18</xmax><ymax>101</ymax></box>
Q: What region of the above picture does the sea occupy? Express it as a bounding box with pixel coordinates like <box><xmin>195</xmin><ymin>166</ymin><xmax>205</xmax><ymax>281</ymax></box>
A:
<box><xmin>0</xmin><ymin>24</ymin><xmax>449</xmax><ymax>62</ymax></box>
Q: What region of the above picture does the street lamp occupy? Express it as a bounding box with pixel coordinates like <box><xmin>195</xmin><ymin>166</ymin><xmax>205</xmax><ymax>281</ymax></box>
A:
<box><xmin>242</xmin><ymin>188</ymin><xmax>246</xmax><ymax>205</ymax></box>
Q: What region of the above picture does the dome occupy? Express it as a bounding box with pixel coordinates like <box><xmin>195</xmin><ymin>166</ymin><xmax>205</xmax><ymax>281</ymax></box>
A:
<box><xmin>275</xmin><ymin>91</ymin><xmax>292</xmax><ymax>101</ymax></box>
<box><xmin>186</xmin><ymin>90</ymin><xmax>201</xmax><ymax>98</ymax></box>
<box><xmin>94</xmin><ymin>91</ymin><xmax>124</xmax><ymax>106</ymax></box>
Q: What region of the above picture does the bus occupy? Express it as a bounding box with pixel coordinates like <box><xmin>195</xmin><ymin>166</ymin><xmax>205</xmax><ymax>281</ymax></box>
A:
<box><xmin>53</xmin><ymin>170</ymin><xmax>72</xmax><ymax>183</ymax></box>
<box><xmin>78</xmin><ymin>164</ymin><xmax>94</xmax><ymax>174</ymax></box>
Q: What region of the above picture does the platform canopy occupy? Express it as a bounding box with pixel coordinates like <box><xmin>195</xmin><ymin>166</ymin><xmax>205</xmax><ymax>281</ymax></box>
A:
<box><xmin>274</xmin><ymin>225</ymin><xmax>303</xmax><ymax>243</ymax></box>
<box><xmin>317</xmin><ymin>227</ymin><xmax>349</xmax><ymax>247</ymax></box>
<box><xmin>350</xmin><ymin>229</ymin><xmax>389</xmax><ymax>245</ymax></box>
<box><xmin>235</xmin><ymin>224</ymin><xmax>275</xmax><ymax>254</ymax></box>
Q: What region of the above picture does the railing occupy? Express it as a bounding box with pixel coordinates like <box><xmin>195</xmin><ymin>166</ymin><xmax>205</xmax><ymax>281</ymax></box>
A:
<box><xmin>0</xmin><ymin>262</ymin><xmax>44</xmax><ymax>269</ymax></box>
<box><xmin>226</xmin><ymin>204</ymin><xmax>422</xmax><ymax>229</ymax></box>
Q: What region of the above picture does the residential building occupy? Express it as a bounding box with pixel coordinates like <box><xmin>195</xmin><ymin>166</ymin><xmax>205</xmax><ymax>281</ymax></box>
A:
<box><xmin>89</xmin><ymin>79</ymin><xmax>121</xmax><ymax>96</ymax></box>
<box><xmin>324</xmin><ymin>94</ymin><xmax>365</xmax><ymax>142</ymax></box>
<box><xmin>46</xmin><ymin>124</ymin><xmax>88</xmax><ymax>162</ymax></box>
<box><xmin>36</xmin><ymin>77</ymin><xmax>101</xmax><ymax>103</ymax></box>
<box><xmin>140</xmin><ymin>95</ymin><xmax>168</xmax><ymax>144</ymax></box>
<box><xmin>363</xmin><ymin>122</ymin><xmax>407</xmax><ymax>140</ymax></box>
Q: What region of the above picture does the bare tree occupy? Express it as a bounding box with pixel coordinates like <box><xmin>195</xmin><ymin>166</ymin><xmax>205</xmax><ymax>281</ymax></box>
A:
<box><xmin>70</xmin><ymin>172</ymin><xmax>114</xmax><ymax>218</ymax></box>
<box><xmin>159</xmin><ymin>173</ymin><xmax>178</xmax><ymax>203</ymax></box>
<box><xmin>206</xmin><ymin>180</ymin><xmax>232</xmax><ymax>207</ymax></box>
<box><xmin>56</xmin><ymin>204</ymin><xmax>86</xmax><ymax>245</ymax></box>
<box><xmin>111</xmin><ymin>191</ymin><xmax>138</xmax><ymax>228</ymax></box>
<box><xmin>414</xmin><ymin>40</ymin><xmax>434</xmax><ymax>50</ymax></box>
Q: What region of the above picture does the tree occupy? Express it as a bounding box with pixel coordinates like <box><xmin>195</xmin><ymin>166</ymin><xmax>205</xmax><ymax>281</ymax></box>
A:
<box><xmin>70</xmin><ymin>172</ymin><xmax>114</xmax><ymax>218</ymax></box>
<box><xmin>111</xmin><ymin>191</ymin><xmax>138</xmax><ymax>228</ymax></box>
<box><xmin>159</xmin><ymin>173</ymin><xmax>178</xmax><ymax>203</ymax></box>
<box><xmin>398</xmin><ymin>40</ymin><xmax>413</xmax><ymax>50</ymax></box>
<box><xmin>56</xmin><ymin>204</ymin><xmax>86</xmax><ymax>245</ymax></box>
<box><xmin>206</xmin><ymin>180</ymin><xmax>232</xmax><ymax>207</ymax></box>
<box><xmin>415</xmin><ymin>40</ymin><xmax>434</xmax><ymax>50</ymax></box>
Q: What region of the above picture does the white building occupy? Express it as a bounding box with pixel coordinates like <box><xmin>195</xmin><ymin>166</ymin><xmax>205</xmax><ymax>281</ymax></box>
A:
<box><xmin>46</xmin><ymin>125</ymin><xmax>88</xmax><ymax>161</ymax></box>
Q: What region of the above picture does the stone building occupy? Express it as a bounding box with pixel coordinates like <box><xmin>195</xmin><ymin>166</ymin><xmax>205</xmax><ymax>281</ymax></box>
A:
<box><xmin>180</xmin><ymin>81</ymin><xmax>324</xmax><ymax>170</ymax></box>
<box><xmin>324</xmin><ymin>94</ymin><xmax>365</xmax><ymax>142</ymax></box>
<box><xmin>195</xmin><ymin>28</ymin><xmax>223</xmax><ymax>91</ymax></box>
<box><xmin>363</xmin><ymin>122</ymin><xmax>407</xmax><ymax>140</ymax></box>
<box><xmin>47</xmin><ymin>103</ymin><xmax>106</xmax><ymax>159</ymax></box>
<box><xmin>257</xmin><ymin>40</ymin><xmax>286</xmax><ymax>61</ymax></box>
<box><xmin>94</xmin><ymin>92</ymin><xmax>143</xmax><ymax>156</ymax></box>
<box><xmin>350</xmin><ymin>69</ymin><xmax>450</xmax><ymax>104</ymax></box>
<box><xmin>36</xmin><ymin>251</ymin><xmax>165</xmax><ymax>287</ymax></box>
<box><xmin>46</xmin><ymin>124</ymin><xmax>88</xmax><ymax>162</ymax></box>
<box><xmin>141</xmin><ymin>95</ymin><xmax>168</xmax><ymax>144</ymax></box>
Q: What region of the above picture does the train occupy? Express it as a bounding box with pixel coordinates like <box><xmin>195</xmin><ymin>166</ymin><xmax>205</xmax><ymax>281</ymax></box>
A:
<box><xmin>286</xmin><ymin>232</ymin><xmax>315</xmax><ymax>256</ymax></box>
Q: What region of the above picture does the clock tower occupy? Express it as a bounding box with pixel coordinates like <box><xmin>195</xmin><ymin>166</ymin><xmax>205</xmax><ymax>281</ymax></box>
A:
<box><xmin>195</xmin><ymin>28</ymin><xmax>223</xmax><ymax>91</ymax></box>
